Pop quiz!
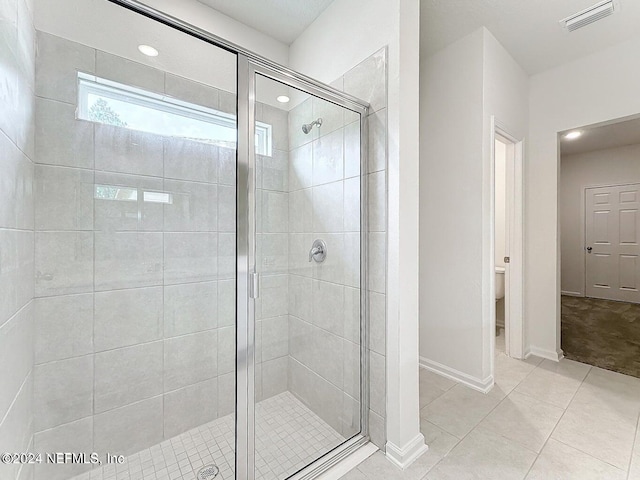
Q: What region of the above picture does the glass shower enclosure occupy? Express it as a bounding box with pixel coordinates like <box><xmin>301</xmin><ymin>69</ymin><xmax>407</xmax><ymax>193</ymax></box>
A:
<box><xmin>14</xmin><ymin>1</ymin><xmax>369</xmax><ymax>479</ymax></box>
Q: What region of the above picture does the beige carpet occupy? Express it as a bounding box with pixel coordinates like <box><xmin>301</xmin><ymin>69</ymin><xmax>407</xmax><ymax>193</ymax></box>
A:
<box><xmin>561</xmin><ymin>295</ymin><xmax>640</xmax><ymax>378</ymax></box>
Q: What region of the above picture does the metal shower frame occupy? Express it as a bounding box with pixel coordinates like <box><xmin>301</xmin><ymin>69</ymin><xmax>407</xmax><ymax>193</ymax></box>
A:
<box><xmin>106</xmin><ymin>2</ymin><xmax>371</xmax><ymax>479</ymax></box>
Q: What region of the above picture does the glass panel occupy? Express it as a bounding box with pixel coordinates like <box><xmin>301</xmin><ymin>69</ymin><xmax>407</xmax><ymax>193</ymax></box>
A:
<box><xmin>254</xmin><ymin>74</ymin><xmax>362</xmax><ymax>479</ymax></box>
<box><xmin>31</xmin><ymin>3</ymin><xmax>237</xmax><ymax>479</ymax></box>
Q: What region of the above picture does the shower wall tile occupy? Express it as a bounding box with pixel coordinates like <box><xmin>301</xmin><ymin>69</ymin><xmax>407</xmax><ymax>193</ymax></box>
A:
<box><xmin>34</xmin><ymin>294</ymin><xmax>93</xmax><ymax>363</ymax></box>
<box><xmin>94</xmin><ymin>125</ymin><xmax>163</xmax><ymax>177</ymax></box>
<box><xmin>218</xmin><ymin>146</ymin><xmax>235</xmax><ymax>186</ymax></box>
<box><xmin>163</xmin><ymin>138</ymin><xmax>219</xmax><ymax>184</ymax></box>
<box><xmin>164</xmin><ymin>180</ymin><xmax>218</xmax><ymax>232</ymax></box>
<box><xmin>313</xmin><ymin>128</ymin><xmax>344</xmax><ymax>185</ymax></box>
<box><xmin>217</xmin><ymin>279</ymin><xmax>235</xmax><ymax>328</ymax></box>
<box><xmin>217</xmin><ymin>372</ymin><xmax>234</xmax><ymax>417</ymax></box>
<box><xmin>35</xmin><ymin>32</ymin><xmax>95</xmax><ymax>104</ymax></box>
<box><xmin>369</xmin><ymin>291</ymin><xmax>386</xmax><ymax>357</ymax></box>
<box><xmin>369</xmin><ymin>350</ymin><xmax>386</xmax><ymax>417</ymax></box>
<box><xmin>312</xmin><ymin>96</ymin><xmax>345</xmax><ymax>138</ymax></box>
<box><xmin>0</xmin><ymin>304</ymin><xmax>33</xmax><ymax>422</ymax></box>
<box><xmin>96</xmin><ymin>51</ymin><xmax>164</xmax><ymax>94</ymax></box>
<box><xmin>33</xmin><ymin>356</ymin><xmax>93</xmax><ymax>431</ymax></box>
<box><xmin>35</xmin><ymin>165</ymin><xmax>93</xmax><ymax>231</ymax></box>
<box><xmin>163</xmin><ymin>232</ymin><xmax>217</xmax><ymax>284</ymax></box>
<box><xmin>257</xmin><ymin>233</ymin><xmax>288</xmax><ymax>275</ymax></box>
<box><xmin>313</xmin><ymin>233</ymin><xmax>344</xmax><ymax>285</ymax></box>
<box><xmin>343</xmin><ymin>49</ymin><xmax>387</xmax><ymax>114</ymax></box>
<box><xmin>312</xmin><ymin>280</ymin><xmax>344</xmax><ymax>337</ymax></box>
<box><xmin>343</xmin><ymin>286</ymin><xmax>361</xmax><ymax>345</ymax></box>
<box><xmin>94</xmin><ymin>232</ymin><xmax>163</xmax><ymax>291</ymax></box>
<box><xmin>261</xmin><ymin>190</ymin><xmax>288</xmax><ymax>233</ymax></box>
<box><xmin>342</xmin><ymin>393</ymin><xmax>361</xmax><ymax>438</ymax></box>
<box><xmin>35</xmin><ymin>97</ymin><xmax>94</xmax><ymax>169</ymax></box>
<box><xmin>368</xmin><ymin>232</ymin><xmax>386</xmax><ymax>294</ymax></box>
<box><xmin>261</xmin><ymin>315</ymin><xmax>288</xmax><ymax>362</ymax></box>
<box><xmin>288</xmin><ymin>97</ymin><xmax>313</xmax><ymax>150</ymax></box>
<box><xmin>94</xmin><ymin>341</ymin><xmax>163</xmax><ymax>413</ymax></box>
<box><xmin>164</xmin><ymin>330</ymin><xmax>218</xmax><ymax>391</ymax></box>
<box><xmin>288</xmin><ymin>233</ymin><xmax>313</xmax><ymax>278</ymax></box>
<box><xmin>94</xmin><ymin>171</ymin><xmax>163</xmax><ymax>232</ymax></box>
<box><xmin>15</xmin><ymin>73</ymin><xmax>35</xmax><ymax>160</ymax></box>
<box><xmin>261</xmin><ymin>149</ymin><xmax>288</xmax><ymax>192</ymax></box>
<box><xmin>260</xmin><ymin>104</ymin><xmax>288</xmax><ymax>151</ymax></box>
<box><xmin>0</xmin><ymin>229</ymin><xmax>34</xmax><ymax>324</ymax></box>
<box><xmin>0</xmin><ymin>132</ymin><xmax>34</xmax><ymax>230</ymax></box>
<box><xmin>368</xmin><ymin>108</ymin><xmax>387</xmax><ymax>174</ymax></box>
<box><xmin>313</xmin><ymin>181</ymin><xmax>343</xmax><ymax>233</ymax></box>
<box><xmin>164</xmin><ymin>378</ymin><xmax>218</xmax><ymax>438</ymax></box>
<box><xmin>94</xmin><ymin>287</ymin><xmax>163</xmax><ymax>351</ymax></box>
<box><xmin>289</xmin><ymin>188</ymin><xmax>313</xmax><ymax>233</ymax></box>
<box><xmin>34</xmin><ymin>417</ymin><xmax>93</xmax><ymax>480</ymax></box>
<box><xmin>368</xmin><ymin>171</ymin><xmax>386</xmax><ymax>232</ymax></box>
<box><xmin>164</xmin><ymin>281</ymin><xmax>217</xmax><ymax>338</ymax></box>
<box><xmin>289</xmin><ymin>143</ymin><xmax>313</xmax><ymax>191</ymax></box>
<box><xmin>343</xmin><ymin>233</ymin><xmax>361</xmax><ymax>288</ymax></box>
<box><xmin>344</xmin><ymin>120</ymin><xmax>360</xmax><ymax>179</ymax></box>
<box><xmin>93</xmin><ymin>396</ymin><xmax>164</xmax><ymax>457</ymax></box>
<box><xmin>216</xmin><ymin>326</ymin><xmax>235</xmax><ymax>376</ymax></box>
<box><xmin>288</xmin><ymin>275</ymin><xmax>312</xmax><ymax>322</ymax></box>
<box><xmin>165</xmin><ymin>73</ymin><xmax>219</xmax><ymax>110</ymax></box>
<box><xmin>259</xmin><ymin>274</ymin><xmax>288</xmax><ymax>319</ymax></box>
<box><xmin>343</xmin><ymin>176</ymin><xmax>360</xmax><ymax>233</ymax></box>
<box><xmin>343</xmin><ymin>340</ymin><xmax>360</xmax><ymax>401</ymax></box>
<box><xmin>35</xmin><ymin>231</ymin><xmax>93</xmax><ymax>296</ymax></box>
<box><xmin>217</xmin><ymin>233</ymin><xmax>235</xmax><ymax>280</ymax></box>
<box><xmin>217</xmin><ymin>185</ymin><xmax>236</xmax><ymax>232</ymax></box>
<box><xmin>262</xmin><ymin>356</ymin><xmax>288</xmax><ymax>399</ymax></box>
<box><xmin>0</xmin><ymin>375</ymin><xmax>33</xmax><ymax>479</ymax></box>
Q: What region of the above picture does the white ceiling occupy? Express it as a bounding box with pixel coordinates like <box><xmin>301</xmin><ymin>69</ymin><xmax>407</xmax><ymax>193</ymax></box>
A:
<box><xmin>561</xmin><ymin>116</ymin><xmax>640</xmax><ymax>156</ymax></box>
<box><xmin>197</xmin><ymin>0</ymin><xmax>335</xmax><ymax>44</ymax></box>
<box><xmin>421</xmin><ymin>0</ymin><xmax>640</xmax><ymax>74</ymax></box>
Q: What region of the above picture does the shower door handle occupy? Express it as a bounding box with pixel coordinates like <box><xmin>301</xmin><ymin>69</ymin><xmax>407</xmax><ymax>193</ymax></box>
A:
<box><xmin>249</xmin><ymin>272</ymin><xmax>260</xmax><ymax>299</ymax></box>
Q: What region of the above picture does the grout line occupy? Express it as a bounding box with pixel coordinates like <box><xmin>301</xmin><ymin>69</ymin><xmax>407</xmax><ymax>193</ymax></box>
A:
<box><xmin>522</xmin><ymin>364</ymin><xmax>592</xmax><ymax>478</ymax></box>
<box><xmin>626</xmin><ymin>411</ymin><xmax>640</xmax><ymax>479</ymax></box>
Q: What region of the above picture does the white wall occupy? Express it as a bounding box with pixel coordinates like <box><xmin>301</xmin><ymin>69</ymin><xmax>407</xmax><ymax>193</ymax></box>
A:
<box><xmin>561</xmin><ymin>143</ymin><xmax>640</xmax><ymax>296</ymax></box>
<box><xmin>291</xmin><ymin>0</ymin><xmax>426</xmax><ymax>466</ymax></box>
<box><xmin>495</xmin><ymin>139</ymin><xmax>507</xmax><ymax>268</ymax></box>
<box><xmin>420</xmin><ymin>27</ymin><xmax>528</xmax><ymax>387</ymax></box>
<box><xmin>528</xmin><ymin>34</ymin><xmax>640</xmax><ymax>358</ymax></box>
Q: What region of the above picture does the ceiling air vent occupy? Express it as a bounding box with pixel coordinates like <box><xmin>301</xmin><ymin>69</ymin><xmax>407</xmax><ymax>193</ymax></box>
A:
<box><xmin>561</xmin><ymin>0</ymin><xmax>616</xmax><ymax>32</ymax></box>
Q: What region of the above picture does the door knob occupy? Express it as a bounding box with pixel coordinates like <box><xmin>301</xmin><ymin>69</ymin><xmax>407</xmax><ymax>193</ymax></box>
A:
<box><xmin>586</xmin><ymin>247</ymin><xmax>592</xmax><ymax>253</ymax></box>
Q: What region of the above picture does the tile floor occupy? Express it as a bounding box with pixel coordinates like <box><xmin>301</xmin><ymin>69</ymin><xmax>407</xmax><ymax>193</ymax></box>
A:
<box><xmin>69</xmin><ymin>392</ymin><xmax>344</xmax><ymax>480</ymax></box>
<box><xmin>344</xmin><ymin>328</ymin><xmax>640</xmax><ymax>480</ymax></box>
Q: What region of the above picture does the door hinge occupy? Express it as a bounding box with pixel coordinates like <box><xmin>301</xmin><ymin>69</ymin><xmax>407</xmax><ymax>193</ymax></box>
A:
<box><xmin>249</xmin><ymin>272</ymin><xmax>260</xmax><ymax>299</ymax></box>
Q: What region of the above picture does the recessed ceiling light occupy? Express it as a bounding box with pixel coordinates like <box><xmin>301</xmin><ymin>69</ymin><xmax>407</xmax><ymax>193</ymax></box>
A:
<box><xmin>276</xmin><ymin>95</ymin><xmax>290</xmax><ymax>103</ymax></box>
<box><xmin>564</xmin><ymin>131</ymin><xmax>582</xmax><ymax>140</ymax></box>
<box><xmin>138</xmin><ymin>45</ymin><xmax>159</xmax><ymax>57</ymax></box>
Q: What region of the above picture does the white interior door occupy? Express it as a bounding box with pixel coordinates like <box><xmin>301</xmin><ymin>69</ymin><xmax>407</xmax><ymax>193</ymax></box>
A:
<box><xmin>585</xmin><ymin>184</ymin><xmax>640</xmax><ymax>303</ymax></box>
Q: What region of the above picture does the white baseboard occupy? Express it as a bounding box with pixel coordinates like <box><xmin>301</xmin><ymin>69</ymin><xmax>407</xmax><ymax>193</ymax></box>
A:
<box><xmin>316</xmin><ymin>442</ymin><xmax>378</xmax><ymax>480</ymax></box>
<box><xmin>561</xmin><ymin>290</ymin><xmax>583</xmax><ymax>297</ymax></box>
<box><xmin>525</xmin><ymin>346</ymin><xmax>564</xmax><ymax>362</ymax></box>
<box><xmin>385</xmin><ymin>434</ymin><xmax>429</xmax><ymax>470</ymax></box>
<box><xmin>419</xmin><ymin>357</ymin><xmax>493</xmax><ymax>393</ymax></box>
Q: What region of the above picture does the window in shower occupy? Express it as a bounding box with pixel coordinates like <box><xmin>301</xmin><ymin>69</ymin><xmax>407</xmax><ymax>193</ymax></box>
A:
<box><xmin>77</xmin><ymin>72</ymin><xmax>272</xmax><ymax>155</ymax></box>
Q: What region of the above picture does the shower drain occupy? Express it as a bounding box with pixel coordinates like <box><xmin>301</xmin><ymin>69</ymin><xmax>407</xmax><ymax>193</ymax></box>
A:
<box><xmin>196</xmin><ymin>464</ymin><xmax>220</xmax><ymax>480</ymax></box>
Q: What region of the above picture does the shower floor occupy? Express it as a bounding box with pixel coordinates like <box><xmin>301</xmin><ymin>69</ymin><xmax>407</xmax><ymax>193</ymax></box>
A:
<box><xmin>69</xmin><ymin>392</ymin><xmax>345</xmax><ymax>480</ymax></box>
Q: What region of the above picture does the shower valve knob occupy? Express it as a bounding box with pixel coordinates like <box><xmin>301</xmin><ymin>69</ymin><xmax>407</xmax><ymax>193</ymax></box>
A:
<box><xmin>309</xmin><ymin>239</ymin><xmax>327</xmax><ymax>263</ymax></box>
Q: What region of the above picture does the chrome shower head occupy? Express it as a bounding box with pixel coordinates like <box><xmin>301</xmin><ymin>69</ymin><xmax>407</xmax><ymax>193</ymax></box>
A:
<box><xmin>302</xmin><ymin>118</ymin><xmax>323</xmax><ymax>134</ymax></box>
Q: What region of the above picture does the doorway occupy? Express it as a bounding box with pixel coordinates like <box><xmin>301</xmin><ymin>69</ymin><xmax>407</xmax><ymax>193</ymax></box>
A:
<box><xmin>491</xmin><ymin>121</ymin><xmax>525</xmax><ymax>360</ymax></box>
<box><xmin>560</xmin><ymin>117</ymin><xmax>640</xmax><ymax>378</ymax></box>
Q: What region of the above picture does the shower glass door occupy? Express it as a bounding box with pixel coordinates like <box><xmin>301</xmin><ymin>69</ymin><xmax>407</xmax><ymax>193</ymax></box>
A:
<box><xmin>240</xmin><ymin>64</ymin><xmax>368</xmax><ymax>479</ymax></box>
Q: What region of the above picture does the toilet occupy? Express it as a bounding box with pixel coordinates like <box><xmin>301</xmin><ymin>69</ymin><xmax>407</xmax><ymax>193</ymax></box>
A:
<box><xmin>495</xmin><ymin>266</ymin><xmax>505</xmax><ymax>300</ymax></box>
